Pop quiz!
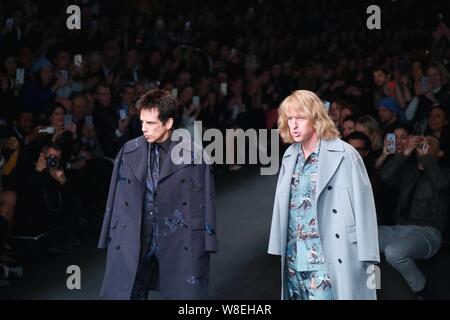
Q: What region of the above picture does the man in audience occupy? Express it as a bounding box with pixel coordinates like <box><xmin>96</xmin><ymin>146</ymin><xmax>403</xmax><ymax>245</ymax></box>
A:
<box><xmin>378</xmin><ymin>135</ymin><xmax>450</xmax><ymax>299</ymax></box>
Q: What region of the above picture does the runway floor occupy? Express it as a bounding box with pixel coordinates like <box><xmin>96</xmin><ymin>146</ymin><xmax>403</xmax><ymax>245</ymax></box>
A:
<box><xmin>1</xmin><ymin>166</ymin><xmax>449</xmax><ymax>300</ymax></box>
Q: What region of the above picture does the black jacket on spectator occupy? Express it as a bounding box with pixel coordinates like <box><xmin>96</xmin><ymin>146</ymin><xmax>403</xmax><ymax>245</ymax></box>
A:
<box><xmin>379</xmin><ymin>153</ymin><xmax>450</xmax><ymax>232</ymax></box>
<box><xmin>93</xmin><ymin>102</ymin><xmax>128</xmax><ymax>159</ymax></box>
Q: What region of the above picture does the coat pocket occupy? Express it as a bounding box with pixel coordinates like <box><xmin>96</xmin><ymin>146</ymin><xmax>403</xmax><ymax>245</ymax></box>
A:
<box><xmin>110</xmin><ymin>215</ymin><xmax>119</xmax><ymax>230</ymax></box>
<box><xmin>190</xmin><ymin>229</ymin><xmax>206</xmax><ymax>257</ymax></box>
<box><xmin>338</xmin><ymin>188</ymin><xmax>357</xmax><ymax>243</ymax></box>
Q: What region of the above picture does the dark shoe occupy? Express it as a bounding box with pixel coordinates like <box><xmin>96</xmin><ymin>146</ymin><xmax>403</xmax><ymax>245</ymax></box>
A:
<box><xmin>48</xmin><ymin>243</ymin><xmax>71</xmax><ymax>254</ymax></box>
<box><xmin>415</xmin><ymin>286</ymin><xmax>430</xmax><ymax>300</ymax></box>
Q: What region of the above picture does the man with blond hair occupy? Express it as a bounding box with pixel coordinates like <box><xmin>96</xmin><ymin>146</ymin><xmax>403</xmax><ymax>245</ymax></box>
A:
<box><xmin>268</xmin><ymin>90</ymin><xmax>380</xmax><ymax>300</ymax></box>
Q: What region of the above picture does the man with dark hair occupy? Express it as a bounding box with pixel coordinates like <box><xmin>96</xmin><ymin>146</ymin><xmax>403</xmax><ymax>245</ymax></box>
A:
<box><xmin>378</xmin><ymin>135</ymin><xmax>450</xmax><ymax>299</ymax></box>
<box><xmin>98</xmin><ymin>89</ymin><xmax>217</xmax><ymax>300</ymax></box>
<box><xmin>93</xmin><ymin>83</ymin><xmax>129</xmax><ymax>158</ymax></box>
<box><xmin>346</xmin><ymin>131</ymin><xmax>374</xmax><ymax>176</ymax></box>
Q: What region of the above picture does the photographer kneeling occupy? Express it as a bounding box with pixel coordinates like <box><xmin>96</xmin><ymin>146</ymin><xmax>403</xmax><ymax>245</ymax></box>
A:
<box><xmin>17</xmin><ymin>143</ymin><xmax>81</xmax><ymax>254</ymax></box>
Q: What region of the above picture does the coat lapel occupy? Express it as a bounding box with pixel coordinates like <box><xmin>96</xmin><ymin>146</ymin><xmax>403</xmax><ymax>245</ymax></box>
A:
<box><xmin>158</xmin><ymin>138</ymin><xmax>196</xmax><ymax>183</ymax></box>
<box><xmin>278</xmin><ymin>143</ymin><xmax>300</xmax><ymax>247</ymax></box>
<box><xmin>317</xmin><ymin>138</ymin><xmax>344</xmax><ymax>197</ymax></box>
<box><xmin>123</xmin><ymin>136</ymin><xmax>148</xmax><ymax>186</ymax></box>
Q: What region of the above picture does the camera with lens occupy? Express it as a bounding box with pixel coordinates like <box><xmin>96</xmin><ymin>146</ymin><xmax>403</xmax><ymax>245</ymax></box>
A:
<box><xmin>46</xmin><ymin>155</ymin><xmax>60</xmax><ymax>169</ymax></box>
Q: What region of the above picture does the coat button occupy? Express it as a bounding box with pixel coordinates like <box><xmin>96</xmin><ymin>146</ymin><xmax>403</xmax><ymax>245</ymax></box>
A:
<box><xmin>338</xmin><ymin>258</ymin><xmax>342</xmax><ymax>263</ymax></box>
<box><xmin>335</xmin><ymin>233</ymin><xmax>340</xmax><ymax>239</ymax></box>
<box><xmin>332</xmin><ymin>209</ymin><xmax>337</xmax><ymax>214</ymax></box>
<box><xmin>182</xmin><ymin>202</ymin><xmax>188</xmax><ymax>206</ymax></box>
<box><xmin>327</xmin><ymin>186</ymin><xmax>333</xmax><ymax>191</ymax></box>
<box><xmin>116</xmin><ymin>245</ymin><xmax>120</xmax><ymax>250</ymax></box>
<box><xmin>183</xmin><ymin>246</ymin><xmax>189</xmax><ymax>251</ymax></box>
<box><xmin>128</xmin><ymin>179</ymin><xmax>131</xmax><ymax>184</ymax></box>
<box><xmin>125</xmin><ymin>202</ymin><xmax>128</xmax><ymax>207</ymax></box>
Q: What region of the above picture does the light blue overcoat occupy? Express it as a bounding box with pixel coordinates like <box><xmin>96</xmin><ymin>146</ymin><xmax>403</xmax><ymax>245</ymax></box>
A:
<box><xmin>268</xmin><ymin>138</ymin><xmax>380</xmax><ymax>300</ymax></box>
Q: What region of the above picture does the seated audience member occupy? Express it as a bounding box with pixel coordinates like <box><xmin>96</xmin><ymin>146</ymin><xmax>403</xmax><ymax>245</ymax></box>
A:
<box><xmin>341</xmin><ymin>116</ymin><xmax>357</xmax><ymax>139</ymax></box>
<box><xmin>376</xmin><ymin>97</ymin><xmax>405</xmax><ymax>135</ymax></box>
<box><xmin>378</xmin><ymin>134</ymin><xmax>450</xmax><ymax>299</ymax></box>
<box><xmin>424</xmin><ymin>105</ymin><xmax>449</xmax><ymax>167</ymax></box>
<box><xmin>346</xmin><ymin>131</ymin><xmax>374</xmax><ymax>176</ymax></box>
<box><xmin>15</xmin><ymin>143</ymin><xmax>83</xmax><ymax>253</ymax></box>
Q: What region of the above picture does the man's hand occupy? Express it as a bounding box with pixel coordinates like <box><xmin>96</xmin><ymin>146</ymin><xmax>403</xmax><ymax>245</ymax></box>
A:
<box><xmin>52</xmin><ymin>125</ymin><xmax>65</xmax><ymax>142</ymax></box>
<box><xmin>35</xmin><ymin>153</ymin><xmax>47</xmax><ymax>172</ymax></box>
<box><xmin>4</xmin><ymin>137</ymin><xmax>20</xmax><ymax>151</ymax></box>
<box><xmin>403</xmin><ymin>136</ymin><xmax>424</xmax><ymax>156</ymax></box>
<box><xmin>118</xmin><ymin>117</ymin><xmax>130</xmax><ymax>134</ymax></box>
<box><xmin>82</xmin><ymin>125</ymin><xmax>95</xmax><ymax>139</ymax></box>
<box><xmin>416</xmin><ymin>141</ymin><xmax>430</xmax><ymax>157</ymax></box>
<box><xmin>50</xmin><ymin>168</ymin><xmax>67</xmax><ymax>185</ymax></box>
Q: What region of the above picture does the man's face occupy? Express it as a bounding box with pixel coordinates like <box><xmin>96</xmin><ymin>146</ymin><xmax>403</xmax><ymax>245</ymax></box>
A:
<box><xmin>348</xmin><ymin>139</ymin><xmax>368</xmax><ymax>158</ymax></box>
<box><xmin>424</xmin><ymin>136</ymin><xmax>442</xmax><ymax>159</ymax></box>
<box><xmin>40</xmin><ymin>66</ymin><xmax>54</xmax><ymax>85</ymax></box>
<box><xmin>56</xmin><ymin>51</ymin><xmax>71</xmax><ymax>70</ymax></box>
<box><xmin>328</xmin><ymin>102</ymin><xmax>340</xmax><ymax>125</ymax></box>
<box><xmin>373</xmin><ymin>70</ymin><xmax>388</xmax><ymax>87</ymax></box>
<box><xmin>72</xmin><ymin>96</ymin><xmax>87</xmax><ymax>119</ymax></box>
<box><xmin>96</xmin><ymin>87</ymin><xmax>112</xmax><ymax>107</ymax></box>
<box><xmin>342</xmin><ymin>120</ymin><xmax>355</xmax><ymax>138</ymax></box>
<box><xmin>17</xmin><ymin>112</ymin><xmax>33</xmax><ymax>134</ymax></box>
<box><xmin>121</xmin><ymin>87</ymin><xmax>136</xmax><ymax>106</ymax></box>
<box><xmin>140</xmin><ymin>108</ymin><xmax>173</xmax><ymax>143</ymax></box>
<box><xmin>378</xmin><ymin>107</ymin><xmax>396</xmax><ymax>124</ymax></box>
<box><xmin>46</xmin><ymin>147</ymin><xmax>62</xmax><ymax>161</ymax></box>
<box><xmin>339</xmin><ymin>108</ymin><xmax>352</xmax><ymax>127</ymax></box>
<box><xmin>394</xmin><ymin>128</ymin><xmax>410</xmax><ymax>154</ymax></box>
<box><xmin>427</xmin><ymin>67</ymin><xmax>442</xmax><ymax>89</ymax></box>
<box><xmin>286</xmin><ymin>109</ymin><xmax>317</xmax><ymax>144</ymax></box>
<box><xmin>20</xmin><ymin>47</ymin><xmax>33</xmax><ymax>68</ymax></box>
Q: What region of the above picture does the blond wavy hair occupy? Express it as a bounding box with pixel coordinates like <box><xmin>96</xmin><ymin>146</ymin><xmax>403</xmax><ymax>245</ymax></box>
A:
<box><xmin>278</xmin><ymin>90</ymin><xmax>341</xmax><ymax>143</ymax></box>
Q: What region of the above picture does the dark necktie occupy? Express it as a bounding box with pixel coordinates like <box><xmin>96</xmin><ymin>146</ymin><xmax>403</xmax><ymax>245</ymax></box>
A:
<box><xmin>151</xmin><ymin>144</ymin><xmax>160</xmax><ymax>189</ymax></box>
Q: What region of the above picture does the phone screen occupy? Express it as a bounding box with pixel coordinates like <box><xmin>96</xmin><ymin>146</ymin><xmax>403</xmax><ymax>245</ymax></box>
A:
<box><xmin>193</xmin><ymin>96</ymin><xmax>200</xmax><ymax>105</ymax></box>
<box><xmin>60</xmin><ymin>70</ymin><xmax>69</xmax><ymax>81</ymax></box>
<box><xmin>220</xmin><ymin>83</ymin><xmax>227</xmax><ymax>95</ymax></box>
<box><xmin>386</xmin><ymin>133</ymin><xmax>396</xmax><ymax>154</ymax></box>
<box><xmin>16</xmin><ymin>68</ymin><xmax>25</xmax><ymax>85</ymax></box>
<box><xmin>6</xmin><ymin>18</ymin><xmax>14</xmax><ymax>28</ymax></box>
<box><xmin>85</xmin><ymin>115</ymin><xmax>93</xmax><ymax>126</ymax></box>
<box><xmin>74</xmin><ymin>54</ymin><xmax>82</xmax><ymax>67</ymax></box>
<box><xmin>64</xmin><ymin>115</ymin><xmax>73</xmax><ymax>127</ymax></box>
<box><xmin>119</xmin><ymin>109</ymin><xmax>127</xmax><ymax>120</ymax></box>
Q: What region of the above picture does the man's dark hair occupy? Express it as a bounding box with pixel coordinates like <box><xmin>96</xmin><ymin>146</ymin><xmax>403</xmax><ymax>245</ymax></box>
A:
<box><xmin>346</xmin><ymin>131</ymin><xmax>372</xmax><ymax>152</ymax></box>
<box><xmin>372</xmin><ymin>66</ymin><xmax>390</xmax><ymax>76</ymax></box>
<box><xmin>342</xmin><ymin>115</ymin><xmax>358</xmax><ymax>124</ymax></box>
<box><xmin>120</xmin><ymin>83</ymin><xmax>135</xmax><ymax>95</ymax></box>
<box><xmin>136</xmin><ymin>89</ymin><xmax>179</xmax><ymax>128</ymax></box>
<box><xmin>391</xmin><ymin>122</ymin><xmax>412</xmax><ymax>135</ymax></box>
<box><xmin>42</xmin><ymin>142</ymin><xmax>62</xmax><ymax>154</ymax></box>
<box><xmin>95</xmin><ymin>83</ymin><xmax>111</xmax><ymax>93</ymax></box>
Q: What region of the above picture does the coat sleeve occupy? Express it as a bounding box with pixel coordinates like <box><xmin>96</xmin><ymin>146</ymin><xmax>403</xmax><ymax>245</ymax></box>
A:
<box><xmin>378</xmin><ymin>154</ymin><xmax>409</xmax><ymax>188</ymax></box>
<box><xmin>98</xmin><ymin>146</ymin><xmax>125</xmax><ymax>249</ymax></box>
<box><xmin>352</xmin><ymin>158</ymin><xmax>380</xmax><ymax>263</ymax></box>
<box><xmin>268</xmin><ymin>164</ymin><xmax>284</xmax><ymax>256</ymax></box>
<box><xmin>419</xmin><ymin>155</ymin><xmax>450</xmax><ymax>192</ymax></box>
<box><xmin>204</xmin><ymin>164</ymin><xmax>218</xmax><ymax>253</ymax></box>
